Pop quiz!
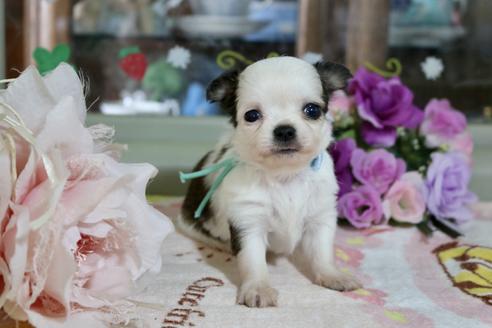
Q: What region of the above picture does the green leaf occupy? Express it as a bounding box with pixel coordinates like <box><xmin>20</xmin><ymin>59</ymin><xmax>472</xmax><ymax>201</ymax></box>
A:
<box><xmin>428</xmin><ymin>214</ymin><xmax>463</xmax><ymax>239</ymax></box>
<box><xmin>339</xmin><ymin>129</ymin><xmax>356</xmax><ymax>140</ymax></box>
<box><xmin>395</xmin><ymin>128</ymin><xmax>435</xmax><ymax>172</ymax></box>
<box><xmin>118</xmin><ymin>46</ymin><xmax>141</xmax><ymax>59</ymax></box>
<box><xmin>416</xmin><ymin>219</ymin><xmax>434</xmax><ymax>237</ymax></box>
<box><xmin>388</xmin><ymin>219</ymin><xmax>415</xmax><ymax>228</ymax></box>
<box><xmin>33</xmin><ymin>43</ymin><xmax>71</xmax><ymax>75</ymax></box>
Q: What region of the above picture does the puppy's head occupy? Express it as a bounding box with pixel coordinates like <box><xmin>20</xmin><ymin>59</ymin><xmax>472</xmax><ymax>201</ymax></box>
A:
<box><xmin>207</xmin><ymin>56</ymin><xmax>351</xmax><ymax>174</ymax></box>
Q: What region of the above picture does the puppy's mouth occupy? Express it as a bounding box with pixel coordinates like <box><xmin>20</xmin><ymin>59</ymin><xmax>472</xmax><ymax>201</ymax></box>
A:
<box><xmin>271</xmin><ymin>146</ymin><xmax>301</xmax><ymax>155</ymax></box>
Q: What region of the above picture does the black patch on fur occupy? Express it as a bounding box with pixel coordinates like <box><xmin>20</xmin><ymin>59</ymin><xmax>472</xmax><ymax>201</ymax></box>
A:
<box><xmin>181</xmin><ymin>152</ymin><xmax>219</xmax><ymax>239</ymax></box>
<box><xmin>196</xmin><ymin>224</ymin><xmax>228</xmax><ymax>243</ymax></box>
<box><xmin>229</xmin><ymin>224</ymin><xmax>242</xmax><ymax>256</ymax></box>
<box><xmin>182</xmin><ymin>151</ymin><xmax>230</xmax><ymax>244</ymax></box>
<box><xmin>314</xmin><ymin>61</ymin><xmax>352</xmax><ymax>109</ymax></box>
<box><xmin>206</xmin><ymin>70</ymin><xmax>241</xmax><ymax>127</ymax></box>
<box><xmin>213</xmin><ymin>144</ymin><xmax>230</xmax><ymax>163</ymax></box>
<box><xmin>182</xmin><ymin>152</ymin><xmax>213</xmax><ymax>224</ymax></box>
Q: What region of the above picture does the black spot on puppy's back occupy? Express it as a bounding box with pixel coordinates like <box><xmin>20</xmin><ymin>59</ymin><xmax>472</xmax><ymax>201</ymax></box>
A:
<box><xmin>214</xmin><ymin>144</ymin><xmax>230</xmax><ymax>163</ymax></box>
<box><xmin>181</xmin><ymin>148</ymin><xmax>231</xmax><ymax>243</ymax></box>
<box><xmin>182</xmin><ymin>152</ymin><xmax>213</xmax><ymax>225</ymax></box>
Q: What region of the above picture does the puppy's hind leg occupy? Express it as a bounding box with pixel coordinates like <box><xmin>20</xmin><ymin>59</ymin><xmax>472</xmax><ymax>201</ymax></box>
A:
<box><xmin>174</xmin><ymin>214</ymin><xmax>231</xmax><ymax>252</ymax></box>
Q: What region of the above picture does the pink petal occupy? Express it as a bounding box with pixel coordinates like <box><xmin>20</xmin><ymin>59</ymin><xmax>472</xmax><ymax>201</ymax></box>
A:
<box><xmin>26</xmin><ymin>309</ymin><xmax>108</xmax><ymax>328</ymax></box>
<box><xmin>43</xmin><ymin>63</ymin><xmax>87</xmax><ymax>124</ymax></box>
<box><xmin>35</xmin><ymin>96</ymin><xmax>93</xmax><ymax>158</ymax></box>
<box><xmin>0</xmin><ymin>257</ymin><xmax>12</xmax><ymax>308</ymax></box>
<box><xmin>41</xmin><ymin>245</ymin><xmax>76</xmax><ymax>315</ymax></box>
<box><xmin>121</xmin><ymin>193</ymin><xmax>174</xmax><ymax>278</ymax></box>
<box><xmin>79</xmin><ymin>222</ymin><xmax>114</xmax><ymax>238</ymax></box>
<box><xmin>60</xmin><ymin>176</ymin><xmax>124</xmax><ymax>226</ymax></box>
<box><xmin>0</xmin><ymin>152</ymin><xmax>12</xmax><ymax>222</ymax></box>
<box><xmin>14</xmin><ymin>149</ymin><xmax>39</xmax><ymax>204</ymax></box>
<box><xmin>4</xmin><ymin>205</ymin><xmax>30</xmax><ymax>300</ymax></box>
<box><xmin>0</xmin><ymin>66</ymin><xmax>55</xmax><ymax>134</ymax></box>
<box><xmin>62</xmin><ymin>226</ymin><xmax>81</xmax><ymax>253</ymax></box>
<box><xmin>83</xmin><ymin>266</ymin><xmax>132</xmax><ymax>301</ymax></box>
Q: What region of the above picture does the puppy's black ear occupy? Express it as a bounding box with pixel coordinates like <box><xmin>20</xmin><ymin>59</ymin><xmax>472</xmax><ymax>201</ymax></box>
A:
<box><xmin>206</xmin><ymin>70</ymin><xmax>239</xmax><ymax>102</ymax></box>
<box><xmin>206</xmin><ymin>70</ymin><xmax>240</xmax><ymax>126</ymax></box>
<box><xmin>314</xmin><ymin>61</ymin><xmax>352</xmax><ymax>100</ymax></box>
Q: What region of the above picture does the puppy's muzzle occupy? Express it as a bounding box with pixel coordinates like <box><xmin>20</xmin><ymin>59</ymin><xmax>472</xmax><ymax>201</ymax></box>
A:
<box><xmin>273</xmin><ymin>125</ymin><xmax>296</xmax><ymax>144</ymax></box>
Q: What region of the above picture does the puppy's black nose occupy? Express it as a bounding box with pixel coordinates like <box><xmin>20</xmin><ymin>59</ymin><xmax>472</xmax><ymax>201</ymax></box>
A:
<box><xmin>273</xmin><ymin>125</ymin><xmax>296</xmax><ymax>143</ymax></box>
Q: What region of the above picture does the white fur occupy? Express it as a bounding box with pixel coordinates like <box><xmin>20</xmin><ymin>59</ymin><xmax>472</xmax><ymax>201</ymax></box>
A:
<box><xmin>178</xmin><ymin>57</ymin><xmax>361</xmax><ymax>307</ymax></box>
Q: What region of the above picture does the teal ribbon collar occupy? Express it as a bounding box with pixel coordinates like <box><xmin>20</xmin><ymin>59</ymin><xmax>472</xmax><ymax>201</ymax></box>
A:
<box><xmin>180</xmin><ymin>153</ymin><xmax>324</xmax><ymax>219</ymax></box>
<box><xmin>180</xmin><ymin>158</ymin><xmax>238</xmax><ymax>219</ymax></box>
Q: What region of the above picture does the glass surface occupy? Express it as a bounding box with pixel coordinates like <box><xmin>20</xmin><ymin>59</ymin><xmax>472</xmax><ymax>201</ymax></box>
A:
<box><xmin>4</xmin><ymin>0</ymin><xmax>492</xmax><ymax>119</ymax></box>
<box><xmin>70</xmin><ymin>0</ymin><xmax>297</xmax><ymax>116</ymax></box>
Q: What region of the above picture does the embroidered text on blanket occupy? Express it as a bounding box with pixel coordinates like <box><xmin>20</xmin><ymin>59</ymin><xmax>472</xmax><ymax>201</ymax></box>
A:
<box><xmin>162</xmin><ymin>277</ymin><xmax>224</xmax><ymax>328</ymax></box>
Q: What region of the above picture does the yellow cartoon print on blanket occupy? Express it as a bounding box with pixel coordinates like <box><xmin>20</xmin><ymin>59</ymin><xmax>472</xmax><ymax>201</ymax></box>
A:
<box><xmin>434</xmin><ymin>242</ymin><xmax>492</xmax><ymax>305</ymax></box>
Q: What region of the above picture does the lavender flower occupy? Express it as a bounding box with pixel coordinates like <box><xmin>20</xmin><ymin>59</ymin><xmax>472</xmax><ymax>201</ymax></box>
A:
<box><xmin>425</xmin><ymin>152</ymin><xmax>477</xmax><ymax>224</ymax></box>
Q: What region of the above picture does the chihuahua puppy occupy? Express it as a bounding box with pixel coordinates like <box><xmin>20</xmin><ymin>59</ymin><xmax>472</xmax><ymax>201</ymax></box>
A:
<box><xmin>178</xmin><ymin>56</ymin><xmax>361</xmax><ymax>307</ymax></box>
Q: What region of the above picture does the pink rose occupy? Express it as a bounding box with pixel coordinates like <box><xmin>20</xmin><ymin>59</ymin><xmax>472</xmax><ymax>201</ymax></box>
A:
<box><xmin>383</xmin><ymin>172</ymin><xmax>426</xmax><ymax>224</ymax></box>
<box><xmin>351</xmin><ymin>148</ymin><xmax>406</xmax><ymax>194</ymax></box>
<box><xmin>0</xmin><ymin>64</ymin><xmax>173</xmax><ymax>327</ymax></box>
<box><xmin>449</xmin><ymin>130</ymin><xmax>474</xmax><ymax>165</ymax></box>
<box><xmin>328</xmin><ymin>90</ymin><xmax>353</xmax><ymax>119</ymax></box>
<box><xmin>420</xmin><ymin>99</ymin><xmax>467</xmax><ymax>147</ymax></box>
<box><xmin>338</xmin><ymin>185</ymin><xmax>384</xmax><ymax>229</ymax></box>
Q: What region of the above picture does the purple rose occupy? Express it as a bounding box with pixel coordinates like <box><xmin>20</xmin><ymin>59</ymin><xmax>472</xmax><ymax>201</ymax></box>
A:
<box><xmin>329</xmin><ymin>138</ymin><xmax>356</xmax><ymax>197</ymax></box>
<box><xmin>420</xmin><ymin>99</ymin><xmax>467</xmax><ymax>148</ymax></box>
<box><xmin>338</xmin><ymin>185</ymin><xmax>384</xmax><ymax>229</ymax></box>
<box><xmin>349</xmin><ymin>68</ymin><xmax>424</xmax><ymax>147</ymax></box>
<box><xmin>425</xmin><ymin>152</ymin><xmax>477</xmax><ymax>224</ymax></box>
<box><xmin>351</xmin><ymin>148</ymin><xmax>406</xmax><ymax>194</ymax></box>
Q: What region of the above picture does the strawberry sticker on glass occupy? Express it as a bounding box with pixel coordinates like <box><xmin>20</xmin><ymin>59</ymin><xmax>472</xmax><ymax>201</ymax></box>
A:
<box><xmin>119</xmin><ymin>46</ymin><xmax>148</xmax><ymax>81</ymax></box>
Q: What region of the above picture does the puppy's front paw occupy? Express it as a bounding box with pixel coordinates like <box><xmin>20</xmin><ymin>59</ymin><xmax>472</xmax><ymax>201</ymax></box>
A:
<box><xmin>314</xmin><ymin>271</ymin><xmax>362</xmax><ymax>292</ymax></box>
<box><xmin>237</xmin><ymin>283</ymin><xmax>278</xmax><ymax>308</ymax></box>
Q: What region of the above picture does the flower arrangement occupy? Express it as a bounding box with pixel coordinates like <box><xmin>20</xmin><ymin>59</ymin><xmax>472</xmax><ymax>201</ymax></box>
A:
<box><xmin>329</xmin><ymin>62</ymin><xmax>477</xmax><ymax>237</ymax></box>
<box><xmin>0</xmin><ymin>64</ymin><xmax>173</xmax><ymax>327</ymax></box>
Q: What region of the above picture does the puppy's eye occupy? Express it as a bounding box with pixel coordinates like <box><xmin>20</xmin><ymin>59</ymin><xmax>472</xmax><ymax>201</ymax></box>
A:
<box><xmin>303</xmin><ymin>103</ymin><xmax>322</xmax><ymax>120</ymax></box>
<box><xmin>244</xmin><ymin>109</ymin><xmax>262</xmax><ymax>123</ymax></box>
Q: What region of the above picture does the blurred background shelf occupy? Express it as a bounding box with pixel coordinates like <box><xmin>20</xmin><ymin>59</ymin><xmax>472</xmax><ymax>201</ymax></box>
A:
<box><xmin>5</xmin><ymin>0</ymin><xmax>492</xmax><ymax>118</ymax></box>
<box><xmin>4</xmin><ymin>0</ymin><xmax>492</xmax><ymax>198</ymax></box>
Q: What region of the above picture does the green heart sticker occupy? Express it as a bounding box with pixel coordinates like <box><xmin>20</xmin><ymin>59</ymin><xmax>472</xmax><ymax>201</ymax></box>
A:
<box><xmin>33</xmin><ymin>44</ymin><xmax>71</xmax><ymax>75</ymax></box>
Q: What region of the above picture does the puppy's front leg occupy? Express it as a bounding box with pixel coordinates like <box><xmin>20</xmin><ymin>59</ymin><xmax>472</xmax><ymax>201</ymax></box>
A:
<box><xmin>234</xmin><ymin>230</ymin><xmax>278</xmax><ymax>307</ymax></box>
<box><xmin>298</xmin><ymin>220</ymin><xmax>361</xmax><ymax>291</ymax></box>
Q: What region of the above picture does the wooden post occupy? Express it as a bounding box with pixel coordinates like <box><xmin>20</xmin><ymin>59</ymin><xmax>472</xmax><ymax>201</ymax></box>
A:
<box><xmin>345</xmin><ymin>0</ymin><xmax>390</xmax><ymax>71</ymax></box>
<box><xmin>23</xmin><ymin>0</ymin><xmax>70</xmax><ymax>67</ymax></box>
<box><xmin>0</xmin><ymin>0</ymin><xmax>4</xmax><ymax>80</ymax></box>
<box><xmin>320</xmin><ymin>0</ymin><xmax>341</xmax><ymax>61</ymax></box>
<box><xmin>296</xmin><ymin>0</ymin><xmax>322</xmax><ymax>57</ymax></box>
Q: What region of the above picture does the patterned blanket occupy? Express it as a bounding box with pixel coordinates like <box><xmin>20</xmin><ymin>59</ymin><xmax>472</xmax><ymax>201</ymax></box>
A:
<box><xmin>1</xmin><ymin>199</ymin><xmax>490</xmax><ymax>328</ymax></box>
<box><xmin>139</xmin><ymin>198</ymin><xmax>492</xmax><ymax>328</ymax></box>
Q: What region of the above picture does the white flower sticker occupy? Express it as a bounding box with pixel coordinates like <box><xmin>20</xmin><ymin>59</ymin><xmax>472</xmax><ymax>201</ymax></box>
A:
<box><xmin>421</xmin><ymin>56</ymin><xmax>444</xmax><ymax>80</ymax></box>
<box><xmin>166</xmin><ymin>46</ymin><xmax>191</xmax><ymax>69</ymax></box>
